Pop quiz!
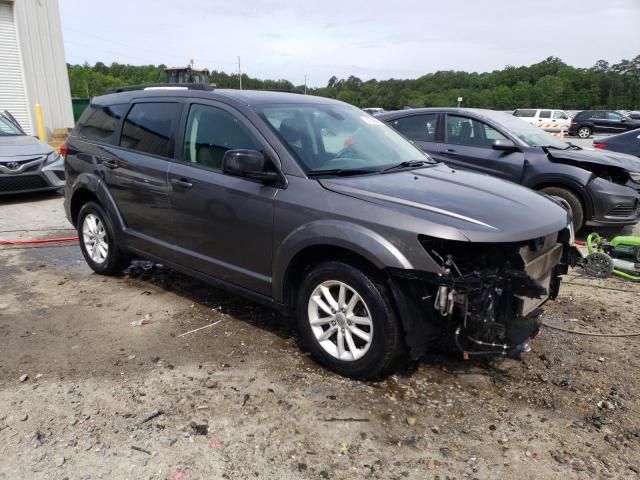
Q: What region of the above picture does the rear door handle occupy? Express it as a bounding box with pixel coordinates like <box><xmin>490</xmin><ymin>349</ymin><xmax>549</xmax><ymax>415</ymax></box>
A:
<box><xmin>170</xmin><ymin>178</ymin><xmax>193</xmax><ymax>189</ymax></box>
<box><xmin>440</xmin><ymin>148</ymin><xmax>458</xmax><ymax>155</ymax></box>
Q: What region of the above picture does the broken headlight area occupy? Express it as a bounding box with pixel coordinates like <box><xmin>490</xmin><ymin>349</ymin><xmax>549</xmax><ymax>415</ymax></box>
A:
<box><xmin>388</xmin><ymin>232</ymin><xmax>578</xmax><ymax>361</ymax></box>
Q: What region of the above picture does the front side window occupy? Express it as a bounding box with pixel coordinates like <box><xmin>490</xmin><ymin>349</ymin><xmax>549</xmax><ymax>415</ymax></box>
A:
<box><xmin>258</xmin><ymin>103</ymin><xmax>431</xmax><ymax>173</ymax></box>
<box><xmin>183</xmin><ymin>104</ymin><xmax>261</xmax><ymax>170</ymax></box>
<box><xmin>391</xmin><ymin>114</ymin><xmax>437</xmax><ymax>142</ymax></box>
<box><xmin>538</xmin><ymin>110</ymin><xmax>552</xmax><ymax>119</ymax></box>
<box><xmin>446</xmin><ymin>115</ymin><xmax>506</xmax><ymax>148</ymax></box>
<box><xmin>607</xmin><ymin>112</ymin><xmax>623</xmax><ymax>121</ymax></box>
<box><xmin>77</xmin><ymin>103</ymin><xmax>128</xmax><ymax>144</ymax></box>
<box><xmin>120</xmin><ymin>102</ymin><xmax>182</xmax><ymax>157</ymax></box>
<box><xmin>553</xmin><ymin>111</ymin><xmax>568</xmax><ymax>120</ymax></box>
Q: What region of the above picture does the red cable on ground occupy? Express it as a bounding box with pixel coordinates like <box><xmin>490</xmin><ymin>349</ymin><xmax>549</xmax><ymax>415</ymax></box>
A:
<box><xmin>0</xmin><ymin>236</ymin><xmax>78</xmax><ymax>246</ymax></box>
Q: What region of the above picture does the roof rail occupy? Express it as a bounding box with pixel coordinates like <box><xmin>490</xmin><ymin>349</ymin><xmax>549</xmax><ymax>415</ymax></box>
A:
<box><xmin>104</xmin><ymin>83</ymin><xmax>214</xmax><ymax>94</ymax></box>
<box><xmin>261</xmin><ymin>88</ymin><xmax>304</xmax><ymax>94</ymax></box>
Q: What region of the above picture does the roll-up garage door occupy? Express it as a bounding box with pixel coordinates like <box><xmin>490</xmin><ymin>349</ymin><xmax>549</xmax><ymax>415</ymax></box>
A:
<box><xmin>0</xmin><ymin>2</ymin><xmax>31</xmax><ymax>133</ymax></box>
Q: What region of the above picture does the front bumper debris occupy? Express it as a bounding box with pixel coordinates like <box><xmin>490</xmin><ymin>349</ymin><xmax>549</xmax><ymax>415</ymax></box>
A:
<box><xmin>387</xmin><ymin>228</ymin><xmax>579</xmax><ymax>360</ymax></box>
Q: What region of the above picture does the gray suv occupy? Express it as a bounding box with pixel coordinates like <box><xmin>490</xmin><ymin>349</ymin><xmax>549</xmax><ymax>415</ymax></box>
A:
<box><xmin>63</xmin><ymin>87</ymin><xmax>578</xmax><ymax>379</ymax></box>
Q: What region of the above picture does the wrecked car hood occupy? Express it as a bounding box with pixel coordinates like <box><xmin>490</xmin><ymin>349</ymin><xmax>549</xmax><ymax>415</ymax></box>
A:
<box><xmin>0</xmin><ymin>135</ymin><xmax>53</xmax><ymax>158</ymax></box>
<box><xmin>319</xmin><ymin>164</ymin><xmax>568</xmax><ymax>243</ymax></box>
<box><xmin>548</xmin><ymin>147</ymin><xmax>640</xmax><ymax>172</ymax></box>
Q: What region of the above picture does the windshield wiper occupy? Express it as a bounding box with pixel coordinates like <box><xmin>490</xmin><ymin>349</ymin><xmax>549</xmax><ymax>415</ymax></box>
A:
<box><xmin>307</xmin><ymin>168</ymin><xmax>379</xmax><ymax>177</ymax></box>
<box><xmin>381</xmin><ymin>159</ymin><xmax>435</xmax><ymax>173</ymax></box>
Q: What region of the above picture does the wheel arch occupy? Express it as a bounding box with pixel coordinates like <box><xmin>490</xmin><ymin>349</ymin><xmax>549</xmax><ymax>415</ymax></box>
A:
<box><xmin>273</xmin><ymin>220</ymin><xmax>417</xmax><ymax>305</ymax></box>
<box><xmin>530</xmin><ymin>177</ymin><xmax>594</xmax><ymax>222</ymax></box>
<box><xmin>68</xmin><ymin>173</ymin><xmax>125</xmax><ymax>234</ymax></box>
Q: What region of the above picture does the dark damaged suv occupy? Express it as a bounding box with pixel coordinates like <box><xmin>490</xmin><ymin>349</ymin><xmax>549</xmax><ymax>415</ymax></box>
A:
<box><xmin>63</xmin><ymin>87</ymin><xmax>578</xmax><ymax>379</ymax></box>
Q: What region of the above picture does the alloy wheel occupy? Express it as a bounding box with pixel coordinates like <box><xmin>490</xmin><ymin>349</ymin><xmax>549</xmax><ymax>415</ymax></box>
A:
<box><xmin>307</xmin><ymin>280</ymin><xmax>373</xmax><ymax>361</ymax></box>
<box><xmin>82</xmin><ymin>213</ymin><xmax>109</xmax><ymax>264</ymax></box>
<box><xmin>577</xmin><ymin>127</ymin><xmax>591</xmax><ymax>138</ymax></box>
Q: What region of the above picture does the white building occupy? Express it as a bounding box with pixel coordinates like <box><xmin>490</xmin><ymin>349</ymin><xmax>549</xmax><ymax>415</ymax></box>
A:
<box><xmin>0</xmin><ymin>0</ymin><xmax>73</xmax><ymax>137</ymax></box>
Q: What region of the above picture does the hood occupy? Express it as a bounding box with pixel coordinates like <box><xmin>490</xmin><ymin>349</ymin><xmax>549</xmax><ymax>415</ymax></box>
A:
<box><xmin>0</xmin><ymin>135</ymin><xmax>53</xmax><ymax>158</ymax></box>
<box><xmin>548</xmin><ymin>146</ymin><xmax>640</xmax><ymax>172</ymax></box>
<box><xmin>319</xmin><ymin>164</ymin><xmax>569</xmax><ymax>243</ymax></box>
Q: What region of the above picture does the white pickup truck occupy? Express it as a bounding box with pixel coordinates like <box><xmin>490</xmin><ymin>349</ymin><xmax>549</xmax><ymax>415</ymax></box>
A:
<box><xmin>513</xmin><ymin>109</ymin><xmax>572</xmax><ymax>133</ymax></box>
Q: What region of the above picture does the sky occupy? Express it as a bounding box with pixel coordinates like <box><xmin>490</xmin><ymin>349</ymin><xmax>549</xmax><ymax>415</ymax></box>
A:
<box><xmin>59</xmin><ymin>0</ymin><xmax>640</xmax><ymax>87</ymax></box>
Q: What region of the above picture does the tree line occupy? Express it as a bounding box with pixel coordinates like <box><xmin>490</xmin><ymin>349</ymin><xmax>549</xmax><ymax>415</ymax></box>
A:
<box><xmin>67</xmin><ymin>55</ymin><xmax>640</xmax><ymax>111</ymax></box>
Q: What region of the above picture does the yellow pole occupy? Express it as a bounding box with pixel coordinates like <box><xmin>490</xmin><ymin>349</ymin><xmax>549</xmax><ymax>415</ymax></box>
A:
<box><xmin>34</xmin><ymin>103</ymin><xmax>46</xmax><ymax>141</ymax></box>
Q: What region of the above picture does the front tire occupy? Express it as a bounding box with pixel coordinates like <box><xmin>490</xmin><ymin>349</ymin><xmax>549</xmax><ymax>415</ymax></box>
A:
<box><xmin>541</xmin><ymin>186</ymin><xmax>584</xmax><ymax>231</ymax></box>
<box><xmin>77</xmin><ymin>201</ymin><xmax>130</xmax><ymax>275</ymax></box>
<box><xmin>296</xmin><ymin>261</ymin><xmax>403</xmax><ymax>379</ymax></box>
<box><xmin>577</xmin><ymin>126</ymin><xmax>592</xmax><ymax>138</ymax></box>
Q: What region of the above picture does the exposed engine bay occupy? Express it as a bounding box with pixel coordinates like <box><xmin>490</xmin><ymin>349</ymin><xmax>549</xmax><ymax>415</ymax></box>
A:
<box><xmin>388</xmin><ymin>227</ymin><xmax>581</xmax><ymax>360</ymax></box>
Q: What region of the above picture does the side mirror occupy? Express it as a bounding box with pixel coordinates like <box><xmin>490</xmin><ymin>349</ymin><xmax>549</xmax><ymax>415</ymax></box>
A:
<box><xmin>492</xmin><ymin>139</ymin><xmax>519</xmax><ymax>152</ymax></box>
<box><xmin>222</xmin><ymin>149</ymin><xmax>280</xmax><ymax>184</ymax></box>
<box><xmin>620</xmin><ymin>117</ymin><xmax>627</xmax><ymax>122</ymax></box>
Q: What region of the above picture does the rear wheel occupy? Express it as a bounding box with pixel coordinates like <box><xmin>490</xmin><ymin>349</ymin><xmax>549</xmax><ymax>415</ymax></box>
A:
<box><xmin>296</xmin><ymin>261</ymin><xmax>403</xmax><ymax>379</ymax></box>
<box><xmin>577</xmin><ymin>126</ymin><xmax>592</xmax><ymax>138</ymax></box>
<box><xmin>541</xmin><ymin>186</ymin><xmax>584</xmax><ymax>231</ymax></box>
<box><xmin>77</xmin><ymin>201</ymin><xmax>130</xmax><ymax>275</ymax></box>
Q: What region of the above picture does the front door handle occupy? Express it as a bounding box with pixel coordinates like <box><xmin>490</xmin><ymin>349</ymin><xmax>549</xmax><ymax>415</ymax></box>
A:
<box><xmin>102</xmin><ymin>159</ymin><xmax>119</xmax><ymax>169</ymax></box>
<box><xmin>170</xmin><ymin>178</ymin><xmax>193</xmax><ymax>189</ymax></box>
<box><xmin>440</xmin><ymin>148</ymin><xmax>458</xmax><ymax>155</ymax></box>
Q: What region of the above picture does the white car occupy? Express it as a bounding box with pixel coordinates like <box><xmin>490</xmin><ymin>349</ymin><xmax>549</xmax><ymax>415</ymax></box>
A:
<box><xmin>513</xmin><ymin>109</ymin><xmax>572</xmax><ymax>133</ymax></box>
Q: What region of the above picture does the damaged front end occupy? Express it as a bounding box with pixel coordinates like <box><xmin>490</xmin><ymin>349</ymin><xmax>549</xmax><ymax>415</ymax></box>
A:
<box><xmin>388</xmin><ymin>228</ymin><xmax>580</xmax><ymax>360</ymax></box>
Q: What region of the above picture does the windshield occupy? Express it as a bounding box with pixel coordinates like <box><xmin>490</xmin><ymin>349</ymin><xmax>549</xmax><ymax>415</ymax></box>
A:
<box><xmin>0</xmin><ymin>115</ymin><xmax>23</xmax><ymax>136</ymax></box>
<box><xmin>480</xmin><ymin>110</ymin><xmax>570</xmax><ymax>149</ymax></box>
<box><xmin>258</xmin><ymin>103</ymin><xmax>433</xmax><ymax>173</ymax></box>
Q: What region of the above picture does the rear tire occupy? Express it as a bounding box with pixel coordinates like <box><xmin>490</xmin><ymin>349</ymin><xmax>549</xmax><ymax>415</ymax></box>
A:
<box><xmin>577</xmin><ymin>126</ymin><xmax>592</xmax><ymax>138</ymax></box>
<box><xmin>541</xmin><ymin>186</ymin><xmax>584</xmax><ymax>231</ymax></box>
<box><xmin>77</xmin><ymin>201</ymin><xmax>130</xmax><ymax>275</ymax></box>
<box><xmin>296</xmin><ymin>261</ymin><xmax>403</xmax><ymax>379</ymax></box>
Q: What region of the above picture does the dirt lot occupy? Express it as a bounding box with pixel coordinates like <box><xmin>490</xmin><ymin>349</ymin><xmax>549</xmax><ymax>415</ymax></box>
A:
<box><xmin>1</xmin><ymin>193</ymin><xmax>639</xmax><ymax>480</ymax></box>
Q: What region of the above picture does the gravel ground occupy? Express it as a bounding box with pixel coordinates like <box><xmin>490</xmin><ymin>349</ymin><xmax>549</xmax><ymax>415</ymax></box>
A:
<box><xmin>0</xmin><ymin>193</ymin><xmax>639</xmax><ymax>480</ymax></box>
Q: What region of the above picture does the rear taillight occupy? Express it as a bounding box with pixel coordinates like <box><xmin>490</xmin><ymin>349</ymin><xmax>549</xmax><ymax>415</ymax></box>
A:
<box><xmin>593</xmin><ymin>143</ymin><xmax>607</xmax><ymax>149</ymax></box>
<box><xmin>59</xmin><ymin>143</ymin><xmax>68</xmax><ymax>158</ymax></box>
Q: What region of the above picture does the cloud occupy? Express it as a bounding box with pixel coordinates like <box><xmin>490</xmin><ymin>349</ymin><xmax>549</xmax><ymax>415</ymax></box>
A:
<box><xmin>59</xmin><ymin>0</ymin><xmax>640</xmax><ymax>87</ymax></box>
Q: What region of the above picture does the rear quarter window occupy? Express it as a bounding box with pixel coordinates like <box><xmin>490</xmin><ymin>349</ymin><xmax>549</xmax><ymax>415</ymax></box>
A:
<box><xmin>76</xmin><ymin>103</ymin><xmax>129</xmax><ymax>144</ymax></box>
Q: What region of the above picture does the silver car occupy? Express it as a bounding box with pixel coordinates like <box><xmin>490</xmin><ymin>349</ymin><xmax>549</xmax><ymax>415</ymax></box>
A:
<box><xmin>0</xmin><ymin>111</ymin><xmax>65</xmax><ymax>195</ymax></box>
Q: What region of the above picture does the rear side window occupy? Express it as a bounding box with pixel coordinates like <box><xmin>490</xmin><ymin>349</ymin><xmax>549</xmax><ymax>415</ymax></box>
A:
<box><xmin>120</xmin><ymin>102</ymin><xmax>182</xmax><ymax>158</ymax></box>
<box><xmin>77</xmin><ymin>103</ymin><xmax>128</xmax><ymax>144</ymax></box>
<box><xmin>513</xmin><ymin>109</ymin><xmax>536</xmax><ymax>118</ymax></box>
<box><xmin>391</xmin><ymin>114</ymin><xmax>437</xmax><ymax>142</ymax></box>
<box><xmin>538</xmin><ymin>110</ymin><xmax>551</xmax><ymax>119</ymax></box>
<box><xmin>589</xmin><ymin>111</ymin><xmax>605</xmax><ymax>119</ymax></box>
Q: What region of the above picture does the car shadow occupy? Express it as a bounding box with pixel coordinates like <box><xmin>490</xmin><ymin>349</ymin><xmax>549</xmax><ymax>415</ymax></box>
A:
<box><xmin>0</xmin><ymin>189</ymin><xmax>62</xmax><ymax>206</ymax></box>
<box><xmin>122</xmin><ymin>260</ymin><xmax>296</xmax><ymax>342</ymax></box>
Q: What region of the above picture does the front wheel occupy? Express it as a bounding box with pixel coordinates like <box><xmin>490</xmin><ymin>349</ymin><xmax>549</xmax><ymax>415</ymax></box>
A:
<box><xmin>541</xmin><ymin>186</ymin><xmax>584</xmax><ymax>231</ymax></box>
<box><xmin>577</xmin><ymin>126</ymin><xmax>592</xmax><ymax>138</ymax></box>
<box><xmin>77</xmin><ymin>201</ymin><xmax>130</xmax><ymax>275</ymax></box>
<box><xmin>296</xmin><ymin>261</ymin><xmax>404</xmax><ymax>379</ymax></box>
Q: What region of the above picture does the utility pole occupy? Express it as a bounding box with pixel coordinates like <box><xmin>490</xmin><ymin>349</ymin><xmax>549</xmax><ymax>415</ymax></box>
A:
<box><xmin>304</xmin><ymin>75</ymin><xmax>307</xmax><ymax>95</ymax></box>
<box><xmin>237</xmin><ymin>56</ymin><xmax>242</xmax><ymax>90</ymax></box>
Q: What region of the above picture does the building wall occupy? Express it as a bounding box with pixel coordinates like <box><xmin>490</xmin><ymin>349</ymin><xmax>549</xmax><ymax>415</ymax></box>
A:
<box><xmin>13</xmin><ymin>0</ymin><xmax>74</xmax><ymax>137</ymax></box>
<box><xmin>0</xmin><ymin>1</ymin><xmax>31</xmax><ymax>133</ymax></box>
